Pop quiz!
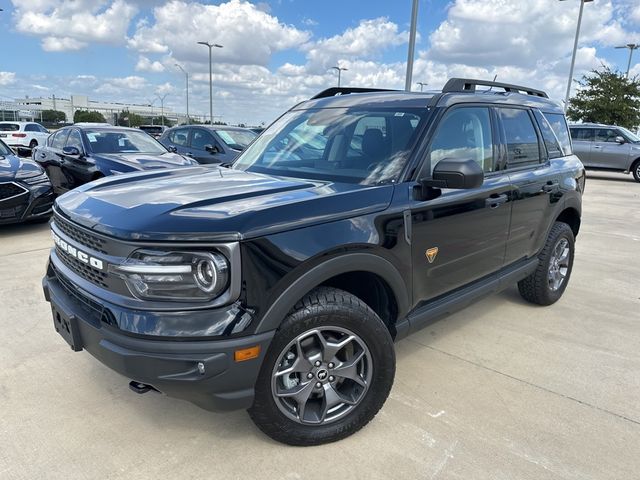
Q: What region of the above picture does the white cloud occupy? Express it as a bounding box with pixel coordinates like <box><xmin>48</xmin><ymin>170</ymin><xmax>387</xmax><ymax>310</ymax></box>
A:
<box><xmin>0</xmin><ymin>72</ymin><xmax>17</xmax><ymax>86</ymax></box>
<box><xmin>128</xmin><ymin>0</ymin><xmax>310</xmax><ymax>66</ymax></box>
<box><xmin>12</xmin><ymin>0</ymin><xmax>137</xmax><ymax>51</ymax></box>
<box><xmin>135</xmin><ymin>56</ymin><xmax>165</xmax><ymax>73</ymax></box>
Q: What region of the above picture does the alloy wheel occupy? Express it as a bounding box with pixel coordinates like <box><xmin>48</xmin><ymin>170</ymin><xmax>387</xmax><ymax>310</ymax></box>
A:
<box><xmin>548</xmin><ymin>238</ymin><xmax>570</xmax><ymax>291</ymax></box>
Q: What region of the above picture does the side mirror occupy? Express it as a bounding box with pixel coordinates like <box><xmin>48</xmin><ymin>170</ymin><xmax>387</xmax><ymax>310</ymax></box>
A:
<box><xmin>205</xmin><ymin>144</ymin><xmax>220</xmax><ymax>154</ymax></box>
<box><xmin>615</xmin><ymin>136</ymin><xmax>626</xmax><ymax>144</ymax></box>
<box><xmin>62</xmin><ymin>146</ymin><xmax>81</xmax><ymax>158</ymax></box>
<box><xmin>421</xmin><ymin>158</ymin><xmax>484</xmax><ymax>190</ymax></box>
<box><xmin>167</xmin><ymin>146</ymin><xmax>178</xmax><ymax>153</ymax></box>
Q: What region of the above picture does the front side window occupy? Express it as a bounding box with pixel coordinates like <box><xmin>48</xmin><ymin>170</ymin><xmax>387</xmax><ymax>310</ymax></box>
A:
<box><xmin>498</xmin><ymin>108</ymin><xmax>541</xmax><ymax>168</ymax></box>
<box><xmin>233</xmin><ymin>108</ymin><xmax>427</xmax><ymax>184</ymax></box>
<box><xmin>427</xmin><ymin>107</ymin><xmax>495</xmax><ymax>174</ymax></box>
<box><xmin>84</xmin><ymin>129</ymin><xmax>167</xmax><ymax>154</ymax></box>
<box><xmin>595</xmin><ymin>128</ymin><xmax>620</xmax><ymax>143</ymax></box>
<box><xmin>191</xmin><ymin>129</ymin><xmax>216</xmax><ymax>150</ymax></box>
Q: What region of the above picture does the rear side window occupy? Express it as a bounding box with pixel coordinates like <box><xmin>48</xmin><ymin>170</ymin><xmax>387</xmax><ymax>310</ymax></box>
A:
<box><xmin>51</xmin><ymin>130</ymin><xmax>69</xmax><ymax>149</ymax></box>
<box><xmin>24</xmin><ymin>124</ymin><xmax>39</xmax><ymax>132</ymax></box>
<box><xmin>0</xmin><ymin>123</ymin><xmax>19</xmax><ymax>132</ymax></box>
<box><xmin>427</xmin><ymin>107</ymin><xmax>495</xmax><ymax>174</ymax></box>
<box><xmin>65</xmin><ymin>130</ymin><xmax>83</xmax><ymax>151</ymax></box>
<box><xmin>543</xmin><ymin>113</ymin><xmax>571</xmax><ymax>155</ymax></box>
<box><xmin>534</xmin><ymin>111</ymin><xmax>563</xmax><ymax>159</ymax></box>
<box><xmin>498</xmin><ymin>108</ymin><xmax>541</xmax><ymax>168</ymax></box>
<box><xmin>168</xmin><ymin>128</ymin><xmax>189</xmax><ymax>146</ymax></box>
<box><xmin>570</xmin><ymin>128</ymin><xmax>594</xmax><ymax>141</ymax></box>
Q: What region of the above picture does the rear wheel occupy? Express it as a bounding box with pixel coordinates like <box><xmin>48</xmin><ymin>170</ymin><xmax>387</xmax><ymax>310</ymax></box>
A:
<box><xmin>29</xmin><ymin>140</ymin><xmax>37</xmax><ymax>150</ymax></box>
<box><xmin>248</xmin><ymin>287</ymin><xmax>395</xmax><ymax>446</ymax></box>
<box><xmin>632</xmin><ymin>160</ymin><xmax>640</xmax><ymax>183</ymax></box>
<box><xmin>518</xmin><ymin>222</ymin><xmax>575</xmax><ymax>305</ymax></box>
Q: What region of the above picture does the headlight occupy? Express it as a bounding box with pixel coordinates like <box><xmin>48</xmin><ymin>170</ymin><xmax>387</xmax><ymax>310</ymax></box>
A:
<box><xmin>112</xmin><ymin>250</ymin><xmax>230</xmax><ymax>302</ymax></box>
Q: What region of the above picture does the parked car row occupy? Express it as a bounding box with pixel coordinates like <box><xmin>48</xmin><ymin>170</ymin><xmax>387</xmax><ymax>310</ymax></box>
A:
<box><xmin>0</xmin><ymin>121</ymin><xmax>51</xmax><ymax>154</ymax></box>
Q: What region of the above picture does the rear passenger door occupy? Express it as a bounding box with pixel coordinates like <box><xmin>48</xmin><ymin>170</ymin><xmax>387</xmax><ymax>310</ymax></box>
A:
<box><xmin>569</xmin><ymin>128</ymin><xmax>594</xmax><ymax>166</ymax></box>
<box><xmin>498</xmin><ymin>107</ymin><xmax>560</xmax><ymax>265</ymax></box>
<box><xmin>410</xmin><ymin>106</ymin><xmax>513</xmax><ymax>303</ymax></box>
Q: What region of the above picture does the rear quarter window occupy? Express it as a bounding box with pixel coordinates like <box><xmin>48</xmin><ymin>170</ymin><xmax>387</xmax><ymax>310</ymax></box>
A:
<box><xmin>534</xmin><ymin>111</ymin><xmax>563</xmax><ymax>159</ymax></box>
<box><xmin>543</xmin><ymin>113</ymin><xmax>572</xmax><ymax>155</ymax></box>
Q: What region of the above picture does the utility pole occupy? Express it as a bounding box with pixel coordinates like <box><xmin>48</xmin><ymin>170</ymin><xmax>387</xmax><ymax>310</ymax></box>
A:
<box><xmin>156</xmin><ymin>94</ymin><xmax>168</xmax><ymax>126</ymax></box>
<box><xmin>331</xmin><ymin>66</ymin><xmax>348</xmax><ymax>87</ymax></box>
<box><xmin>416</xmin><ymin>82</ymin><xmax>428</xmax><ymax>92</ymax></box>
<box><xmin>405</xmin><ymin>0</ymin><xmax>420</xmax><ymax>91</ymax></box>
<box><xmin>560</xmin><ymin>0</ymin><xmax>594</xmax><ymax>110</ymax></box>
<box><xmin>197</xmin><ymin>41</ymin><xmax>223</xmax><ymax>124</ymax></box>
<box><xmin>175</xmin><ymin>63</ymin><xmax>190</xmax><ymax>124</ymax></box>
<box><xmin>615</xmin><ymin>44</ymin><xmax>639</xmax><ymax>77</ymax></box>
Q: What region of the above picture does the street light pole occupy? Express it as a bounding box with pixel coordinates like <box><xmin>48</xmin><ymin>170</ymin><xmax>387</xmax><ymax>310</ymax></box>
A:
<box><xmin>405</xmin><ymin>0</ymin><xmax>420</xmax><ymax>91</ymax></box>
<box><xmin>615</xmin><ymin>44</ymin><xmax>639</xmax><ymax>78</ymax></box>
<box><xmin>197</xmin><ymin>41</ymin><xmax>223</xmax><ymax>124</ymax></box>
<box><xmin>175</xmin><ymin>64</ymin><xmax>190</xmax><ymax>124</ymax></box>
<box><xmin>156</xmin><ymin>94</ymin><xmax>168</xmax><ymax>126</ymax></box>
<box><xmin>330</xmin><ymin>66</ymin><xmax>348</xmax><ymax>87</ymax></box>
<box><xmin>560</xmin><ymin>0</ymin><xmax>594</xmax><ymax>110</ymax></box>
<box><xmin>416</xmin><ymin>81</ymin><xmax>428</xmax><ymax>92</ymax></box>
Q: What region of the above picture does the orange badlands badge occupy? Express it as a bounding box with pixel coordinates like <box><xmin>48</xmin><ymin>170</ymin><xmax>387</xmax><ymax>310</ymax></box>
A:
<box><xmin>425</xmin><ymin>247</ymin><xmax>439</xmax><ymax>264</ymax></box>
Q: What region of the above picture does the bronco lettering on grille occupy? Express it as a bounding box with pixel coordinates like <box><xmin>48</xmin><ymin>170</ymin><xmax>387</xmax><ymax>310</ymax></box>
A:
<box><xmin>52</xmin><ymin>232</ymin><xmax>105</xmax><ymax>271</ymax></box>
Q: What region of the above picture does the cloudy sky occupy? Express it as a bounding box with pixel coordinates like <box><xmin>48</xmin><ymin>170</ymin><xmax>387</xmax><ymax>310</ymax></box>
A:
<box><xmin>1</xmin><ymin>0</ymin><xmax>639</xmax><ymax>125</ymax></box>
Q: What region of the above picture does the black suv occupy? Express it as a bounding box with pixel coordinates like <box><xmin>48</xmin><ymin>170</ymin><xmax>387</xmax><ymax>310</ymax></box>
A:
<box><xmin>42</xmin><ymin>79</ymin><xmax>584</xmax><ymax>446</ymax></box>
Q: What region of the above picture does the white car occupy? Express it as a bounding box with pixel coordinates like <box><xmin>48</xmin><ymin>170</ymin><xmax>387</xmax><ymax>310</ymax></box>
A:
<box><xmin>0</xmin><ymin>121</ymin><xmax>51</xmax><ymax>153</ymax></box>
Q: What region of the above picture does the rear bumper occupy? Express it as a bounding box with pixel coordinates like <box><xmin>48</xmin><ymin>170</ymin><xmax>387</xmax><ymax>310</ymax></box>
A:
<box><xmin>42</xmin><ymin>270</ymin><xmax>275</xmax><ymax>412</ymax></box>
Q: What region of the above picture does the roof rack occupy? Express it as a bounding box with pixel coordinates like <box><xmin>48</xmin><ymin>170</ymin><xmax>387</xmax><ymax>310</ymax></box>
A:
<box><xmin>442</xmin><ymin>78</ymin><xmax>549</xmax><ymax>98</ymax></box>
<box><xmin>311</xmin><ymin>87</ymin><xmax>398</xmax><ymax>100</ymax></box>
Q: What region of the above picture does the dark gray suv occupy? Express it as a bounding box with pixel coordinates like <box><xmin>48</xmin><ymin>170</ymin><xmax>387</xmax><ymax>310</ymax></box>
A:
<box><xmin>569</xmin><ymin>123</ymin><xmax>640</xmax><ymax>182</ymax></box>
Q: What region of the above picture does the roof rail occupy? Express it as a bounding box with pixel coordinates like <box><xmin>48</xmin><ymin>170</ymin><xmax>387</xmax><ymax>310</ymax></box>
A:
<box><xmin>442</xmin><ymin>78</ymin><xmax>549</xmax><ymax>98</ymax></box>
<box><xmin>311</xmin><ymin>87</ymin><xmax>398</xmax><ymax>100</ymax></box>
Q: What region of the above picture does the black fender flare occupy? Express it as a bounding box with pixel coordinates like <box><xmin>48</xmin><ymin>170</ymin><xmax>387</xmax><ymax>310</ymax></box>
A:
<box><xmin>254</xmin><ymin>253</ymin><xmax>411</xmax><ymax>334</ymax></box>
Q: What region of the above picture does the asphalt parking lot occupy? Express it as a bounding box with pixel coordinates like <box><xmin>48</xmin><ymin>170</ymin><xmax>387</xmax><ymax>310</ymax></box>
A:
<box><xmin>0</xmin><ymin>172</ymin><xmax>638</xmax><ymax>480</ymax></box>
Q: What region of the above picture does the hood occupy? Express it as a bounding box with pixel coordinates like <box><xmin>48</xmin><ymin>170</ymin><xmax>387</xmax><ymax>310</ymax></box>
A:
<box><xmin>96</xmin><ymin>152</ymin><xmax>195</xmax><ymax>170</ymax></box>
<box><xmin>54</xmin><ymin>166</ymin><xmax>394</xmax><ymax>241</ymax></box>
<box><xmin>0</xmin><ymin>154</ymin><xmax>43</xmax><ymax>182</ymax></box>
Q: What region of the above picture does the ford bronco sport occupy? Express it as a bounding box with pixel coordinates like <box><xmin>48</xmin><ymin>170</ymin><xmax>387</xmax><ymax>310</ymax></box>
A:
<box><xmin>43</xmin><ymin>78</ymin><xmax>584</xmax><ymax>446</ymax></box>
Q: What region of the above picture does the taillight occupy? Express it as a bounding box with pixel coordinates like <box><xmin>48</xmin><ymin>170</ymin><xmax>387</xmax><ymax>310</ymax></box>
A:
<box><xmin>12</xmin><ymin>133</ymin><xmax>27</xmax><ymax>138</ymax></box>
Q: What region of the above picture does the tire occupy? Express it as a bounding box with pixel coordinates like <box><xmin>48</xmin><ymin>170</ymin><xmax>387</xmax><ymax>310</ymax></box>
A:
<box><xmin>248</xmin><ymin>287</ymin><xmax>395</xmax><ymax>446</ymax></box>
<box><xmin>29</xmin><ymin>140</ymin><xmax>37</xmax><ymax>150</ymax></box>
<box><xmin>632</xmin><ymin>160</ymin><xmax>640</xmax><ymax>183</ymax></box>
<box><xmin>518</xmin><ymin>222</ymin><xmax>575</xmax><ymax>306</ymax></box>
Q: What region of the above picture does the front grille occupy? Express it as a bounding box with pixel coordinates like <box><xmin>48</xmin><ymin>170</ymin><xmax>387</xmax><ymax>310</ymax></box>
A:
<box><xmin>54</xmin><ymin>214</ymin><xmax>107</xmax><ymax>254</ymax></box>
<box><xmin>56</xmin><ymin>247</ymin><xmax>109</xmax><ymax>288</ymax></box>
<box><xmin>0</xmin><ymin>182</ymin><xmax>28</xmax><ymax>201</ymax></box>
<box><xmin>54</xmin><ymin>265</ymin><xmax>114</xmax><ymax>325</ymax></box>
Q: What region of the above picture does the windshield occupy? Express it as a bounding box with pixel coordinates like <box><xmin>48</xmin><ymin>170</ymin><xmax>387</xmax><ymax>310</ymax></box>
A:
<box><xmin>0</xmin><ymin>124</ymin><xmax>20</xmax><ymax>132</ymax></box>
<box><xmin>618</xmin><ymin>127</ymin><xmax>640</xmax><ymax>143</ymax></box>
<box><xmin>232</xmin><ymin>108</ymin><xmax>428</xmax><ymax>184</ymax></box>
<box><xmin>85</xmin><ymin>129</ymin><xmax>168</xmax><ymax>155</ymax></box>
<box><xmin>216</xmin><ymin>129</ymin><xmax>257</xmax><ymax>150</ymax></box>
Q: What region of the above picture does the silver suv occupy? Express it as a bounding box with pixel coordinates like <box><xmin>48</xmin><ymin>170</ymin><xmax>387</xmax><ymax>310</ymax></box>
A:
<box><xmin>569</xmin><ymin>123</ymin><xmax>640</xmax><ymax>182</ymax></box>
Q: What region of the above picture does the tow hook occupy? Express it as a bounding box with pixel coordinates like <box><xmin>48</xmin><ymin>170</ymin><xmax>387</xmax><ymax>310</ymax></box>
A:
<box><xmin>128</xmin><ymin>381</ymin><xmax>160</xmax><ymax>394</ymax></box>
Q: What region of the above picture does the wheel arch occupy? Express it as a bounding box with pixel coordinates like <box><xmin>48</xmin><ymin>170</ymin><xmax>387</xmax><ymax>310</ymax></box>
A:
<box><xmin>253</xmin><ymin>253</ymin><xmax>410</xmax><ymax>337</ymax></box>
<box><xmin>555</xmin><ymin>207</ymin><xmax>581</xmax><ymax>237</ymax></box>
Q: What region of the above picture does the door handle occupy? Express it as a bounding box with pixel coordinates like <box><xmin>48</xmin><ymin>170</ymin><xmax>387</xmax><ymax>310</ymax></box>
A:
<box><xmin>593</xmin><ymin>145</ymin><xmax>602</xmax><ymax>149</ymax></box>
<box><xmin>542</xmin><ymin>181</ymin><xmax>559</xmax><ymax>193</ymax></box>
<box><xmin>485</xmin><ymin>193</ymin><xmax>508</xmax><ymax>208</ymax></box>
<box><xmin>186</xmin><ymin>152</ymin><xmax>194</xmax><ymax>157</ymax></box>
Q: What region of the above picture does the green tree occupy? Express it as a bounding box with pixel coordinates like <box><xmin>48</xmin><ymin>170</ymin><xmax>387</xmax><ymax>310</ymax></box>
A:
<box><xmin>151</xmin><ymin>116</ymin><xmax>174</xmax><ymax>127</ymax></box>
<box><xmin>117</xmin><ymin>110</ymin><xmax>144</xmax><ymax>127</ymax></box>
<box><xmin>567</xmin><ymin>66</ymin><xmax>640</xmax><ymax>129</ymax></box>
<box><xmin>73</xmin><ymin>110</ymin><xmax>106</xmax><ymax>123</ymax></box>
<box><xmin>41</xmin><ymin>109</ymin><xmax>66</xmax><ymax>123</ymax></box>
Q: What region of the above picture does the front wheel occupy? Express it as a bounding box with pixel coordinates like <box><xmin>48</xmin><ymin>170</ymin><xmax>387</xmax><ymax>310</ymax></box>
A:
<box><xmin>518</xmin><ymin>222</ymin><xmax>575</xmax><ymax>305</ymax></box>
<box><xmin>632</xmin><ymin>160</ymin><xmax>640</xmax><ymax>183</ymax></box>
<box><xmin>248</xmin><ymin>287</ymin><xmax>395</xmax><ymax>446</ymax></box>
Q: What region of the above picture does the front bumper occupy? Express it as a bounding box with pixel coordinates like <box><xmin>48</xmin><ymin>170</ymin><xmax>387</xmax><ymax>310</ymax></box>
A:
<box><xmin>42</xmin><ymin>267</ymin><xmax>275</xmax><ymax>412</ymax></box>
<box><xmin>0</xmin><ymin>182</ymin><xmax>54</xmax><ymax>224</ymax></box>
